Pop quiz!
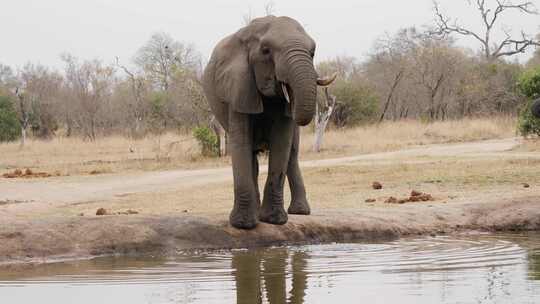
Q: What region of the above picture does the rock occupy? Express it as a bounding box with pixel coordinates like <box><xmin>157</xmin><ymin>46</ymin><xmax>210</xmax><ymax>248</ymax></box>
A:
<box><xmin>372</xmin><ymin>181</ymin><xmax>383</xmax><ymax>190</ymax></box>
<box><xmin>3</xmin><ymin>168</ymin><xmax>51</xmax><ymax>178</ymax></box>
<box><xmin>365</xmin><ymin>198</ymin><xmax>376</xmax><ymax>203</ymax></box>
<box><xmin>418</xmin><ymin>194</ymin><xmax>434</xmax><ymax>201</ymax></box>
<box><xmin>116</xmin><ymin>209</ymin><xmax>139</xmax><ymax>215</ymax></box>
<box><xmin>96</xmin><ymin>208</ymin><xmax>108</xmax><ymax>216</ymax></box>
<box><xmin>385</xmin><ymin>197</ymin><xmax>398</xmax><ymax>204</ymax></box>
<box><xmin>385</xmin><ymin>192</ymin><xmax>434</xmax><ymax>204</ymax></box>
<box><xmin>411</xmin><ymin>190</ymin><xmax>422</xmax><ymax>197</ymax></box>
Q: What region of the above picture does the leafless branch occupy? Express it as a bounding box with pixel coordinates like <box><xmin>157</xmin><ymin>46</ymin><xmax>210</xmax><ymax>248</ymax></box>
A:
<box><xmin>430</xmin><ymin>0</ymin><xmax>539</xmax><ymax>60</ymax></box>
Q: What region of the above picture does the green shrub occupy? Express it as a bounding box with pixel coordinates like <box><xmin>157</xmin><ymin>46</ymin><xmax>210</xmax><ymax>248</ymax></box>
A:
<box><xmin>518</xmin><ymin>99</ymin><xmax>540</xmax><ymax>137</ymax></box>
<box><xmin>330</xmin><ymin>81</ymin><xmax>378</xmax><ymax>128</ymax></box>
<box><xmin>0</xmin><ymin>95</ymin><xmax>21</xmax><ymax>142</ymax></box>
<box><xmin>193</xmin><ymin>126</ymin><xmax>218</xmax><ymax>157</ymax></box>
<box><xmin>518</xmin><ymin>67</ymin><xmax>540</xmax><ymax>99</ymax></box>
<box><xmin>517</xmin><ymin>68</ymin><xmax>540</xmax><ymax>137</ymax></box>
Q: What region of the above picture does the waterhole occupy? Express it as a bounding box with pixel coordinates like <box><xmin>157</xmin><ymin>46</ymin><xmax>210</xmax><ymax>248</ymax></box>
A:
<box><xmin>1</xmin><ymin>233</ymin><xmax>539</xmax><ymax>303</ymax></box>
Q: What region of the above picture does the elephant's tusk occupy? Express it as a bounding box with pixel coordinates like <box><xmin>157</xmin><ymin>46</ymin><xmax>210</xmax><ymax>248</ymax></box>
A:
<box><xmin>281</xmin><ymin>83</ymin><xmax>291</xmax><ymax>103</ymax></box>
<box><xmin>317</xmin><ymin>72</ymin><xmax>337</xmax><ymax>86</ymax></box>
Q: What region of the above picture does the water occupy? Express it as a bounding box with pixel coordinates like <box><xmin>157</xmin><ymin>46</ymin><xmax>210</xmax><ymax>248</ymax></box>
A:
<box><xmin>1</xmin><ymin>233</ymin><xmax>540</xmax><ymax>303</ymax></box>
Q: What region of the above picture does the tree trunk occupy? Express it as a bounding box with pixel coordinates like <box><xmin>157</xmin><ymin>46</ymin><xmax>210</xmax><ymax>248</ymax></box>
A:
<box><xmin>378</xmin><ymin>70</ymin><xmax>403</xmax><ymax>123</ymax></box>
<box><xmin>20</xmin><ymin>126</ymin><xmax>26</xmax><ymax>148</ymax></box>
<box><xmin>313</xmin><ymin>87</ymin><xmax>336</xmax><ymax>153</ymax></box>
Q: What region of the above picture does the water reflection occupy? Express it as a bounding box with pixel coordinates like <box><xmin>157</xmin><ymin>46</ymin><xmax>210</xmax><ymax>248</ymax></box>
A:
<box><xmin>232</xmin><ymin>249</ymin><xmax>308</xmax><ymax>304</ymax></box>
<box><xmin>530</xmin><ymin>252</ymin><xmax>540</xmax><ymax>280</ymax></box>
<box><xmin>1</xmin><ymin>234</ymin><xmax>540</xmax><ymax>303</ymax></box>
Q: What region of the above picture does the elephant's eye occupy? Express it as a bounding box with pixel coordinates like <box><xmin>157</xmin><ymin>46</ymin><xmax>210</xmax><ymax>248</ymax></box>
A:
<box><xmin>261</xmin><ymin>47</ymin><xmax>271</xmax><ymax>56</ymax></box>
<box><xmin>310</xmin><ymin>49</ymin><xmax>315</xmax><ymax>58</ymax></box>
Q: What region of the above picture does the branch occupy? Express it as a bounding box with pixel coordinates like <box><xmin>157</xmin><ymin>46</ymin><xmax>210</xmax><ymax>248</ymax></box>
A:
<box><xmin>494</xmin><ymin>32</ymin><xmax>540</xmax><ymax>57</ymax></box>
<box><xmin>490</xmin><ymin>1</ymin><xmax>538</xmax><ymax>31</ymax></box>
<box><xmin>496</xmin><ymin>0</ymin><xmax>538</xmax><ymax>14</ymax></box>
<box><xmin>430</xmin><ymin>1</ymin><xmax>487</xmax><ymax>45</ymax></box>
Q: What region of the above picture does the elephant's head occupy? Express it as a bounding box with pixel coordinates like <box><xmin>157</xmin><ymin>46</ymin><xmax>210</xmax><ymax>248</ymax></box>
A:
<box><xmin>212</xmin><ymin>16</ymin><xmax>335</xmax><ymax>126</ymax></box>
<box><xmin>531</xmin><ymin>98</ymin><xmax>540</xmax><ymax>118</ymax></box>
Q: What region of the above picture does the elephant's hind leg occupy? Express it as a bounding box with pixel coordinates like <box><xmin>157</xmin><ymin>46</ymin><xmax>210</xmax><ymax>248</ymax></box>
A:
<box><xmin>287</xmin><ymin>127</ymin><xmax>311</xmax><ymax>215</ymax></box>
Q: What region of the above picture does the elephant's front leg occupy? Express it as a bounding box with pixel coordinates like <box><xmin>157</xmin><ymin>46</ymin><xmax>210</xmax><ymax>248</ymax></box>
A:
<box><xmin>287</xmin><ymin>126</ymin><xmax>311</xmax><ymax>215</ymax></box>
<box><xmin>229</xmin><ymin>111</ymin><xmax>260</xmax><ymax>229</ymax></box>
<box><xmin>259</xmin><ymin>115</ymin><xmax>294</xmax><ymax>225</ymax></box>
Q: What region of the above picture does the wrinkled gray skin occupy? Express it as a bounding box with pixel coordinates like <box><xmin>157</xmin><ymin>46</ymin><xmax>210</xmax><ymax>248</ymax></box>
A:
<box><xmin>531</xmin><ymin>98</ymin><xmax>540</xmax><ymax>118</ymax></box>
<box><xmin>203</xmin><ymin>16</ymin><xmax>319</xmax><ymax>229</ymax></box>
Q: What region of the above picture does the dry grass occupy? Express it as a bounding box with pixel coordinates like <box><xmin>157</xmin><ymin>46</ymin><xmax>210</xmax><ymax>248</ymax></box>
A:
<box><xmin>0</xmin><ymin>116</ymin><xmax>517</xmax><ymax>175</ymax></box>
<box><xmin>300</xmin><ymin>116</ymin><xmax>517</xmax><ymax>158</ymax></box>
<box><xmin>0</xmin><ymin>133</ymin><xmax>228</xmax><ymax>175</ymax></box>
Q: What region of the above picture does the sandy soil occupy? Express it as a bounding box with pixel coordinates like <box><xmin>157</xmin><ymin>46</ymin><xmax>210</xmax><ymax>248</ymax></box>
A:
<box><xmin>1</xmin><ymin>137</ymin><xmax>540</xmax><ymax>266</ymax></box>
<box><xmin>0</xmin><ymin>138</ymin><xmax>522</xmax><ymax>205</ymax></box>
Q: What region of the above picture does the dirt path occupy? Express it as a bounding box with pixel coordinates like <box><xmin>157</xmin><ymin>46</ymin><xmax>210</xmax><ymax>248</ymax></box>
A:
<box><xmin>0</xmin><ymin>138</ymin><xmax>523</xmax><ymax>205</ymax></box>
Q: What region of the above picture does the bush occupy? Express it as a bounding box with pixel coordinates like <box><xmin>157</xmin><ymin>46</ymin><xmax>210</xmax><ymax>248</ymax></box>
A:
<box><xmin>517</xmin><ymin>68</ymin><xmax>540</xmax><ymax>137</ymax></box>
<box><xmin>331</xmin><ymin>81</ymin><xmax>378</xmax><ymax>128</ymax></box>
<box><xmin>29</xmin><ymin>103</ymin><xmax>58</xmax><ymax>139</ymax></box>
<box><xmin>518</xmin><ymin>67</ymin><xmax>540</xmax><ymax>99</ymax></box>
<box><xmin>518</xmin><ymin>99</ymin><xmax>540</xmax><ymax>137</ymax></box>
<box><xmin>0</xmin><ymin>95</ymin><xmax>21</xmax><ymax>142</ymax></box>
<box><xmin>193</xmin><ymin>126</ymin><xmax>218</xmax><ymax>157</ymax></box>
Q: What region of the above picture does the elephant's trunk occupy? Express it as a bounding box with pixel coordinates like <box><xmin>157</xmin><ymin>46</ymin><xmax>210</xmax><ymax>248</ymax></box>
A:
<box><xmin>285</xmin><ymin>49</ymin><xmax>318</xmax><ymax>126</ymax></box>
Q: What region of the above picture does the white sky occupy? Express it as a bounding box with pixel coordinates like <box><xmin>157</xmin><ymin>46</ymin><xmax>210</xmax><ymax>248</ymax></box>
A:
<box><xmin>0</xmin><ymin>0</ymin><xmax>538</xmax><ymax>69</ymax></box>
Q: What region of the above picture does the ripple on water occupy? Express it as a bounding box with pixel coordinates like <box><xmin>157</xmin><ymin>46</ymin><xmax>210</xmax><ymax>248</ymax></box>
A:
<box><xmin>0</xmin><ymin>233</ymin><xmax>539</xmax><ymax>304</ymax></box>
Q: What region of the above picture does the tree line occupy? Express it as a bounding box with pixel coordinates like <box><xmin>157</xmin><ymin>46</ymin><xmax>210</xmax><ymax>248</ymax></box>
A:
<box><xmin>0</xmin><ymin>0</ymin><xmax>539</xmax><ymax>145</ymax></box>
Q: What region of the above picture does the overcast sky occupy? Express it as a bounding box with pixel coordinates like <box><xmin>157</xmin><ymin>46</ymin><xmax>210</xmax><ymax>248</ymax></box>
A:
<box><xmin>0</xmin><ymin>0</ymin><xmax>538</xmax><ymax>69</ymax></box>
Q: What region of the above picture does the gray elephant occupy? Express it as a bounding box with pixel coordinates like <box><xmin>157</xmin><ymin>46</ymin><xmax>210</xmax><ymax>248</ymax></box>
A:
<box><xmin>203</xmin><ymin>16</ymin><xmax>335</xmax><ymax>229</ymax></box>
<box><xmin>531</xmin><ymin>98</ymin><xmax>540</xmax><ymax>118</ymax></box>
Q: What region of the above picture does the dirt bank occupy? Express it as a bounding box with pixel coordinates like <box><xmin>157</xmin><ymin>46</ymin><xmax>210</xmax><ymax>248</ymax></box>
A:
<box><xmin>2</xmin><ymin>196</ymin><xmax>539</xmax><ymax>266</ymax></box>
<box><xmin>2</xmin><ymin>138</ymin><xmax>540</xmax><ymax>266</ymax></box>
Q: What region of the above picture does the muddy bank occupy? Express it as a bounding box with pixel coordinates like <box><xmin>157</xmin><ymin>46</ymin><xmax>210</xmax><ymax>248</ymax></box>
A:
<box><xmin>1</xmin><ymin>196</ymin><xmax>540</xmax><ymax>266</ymax></box>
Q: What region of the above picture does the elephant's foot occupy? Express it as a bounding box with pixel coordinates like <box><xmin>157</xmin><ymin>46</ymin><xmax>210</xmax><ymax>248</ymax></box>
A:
<box><xmin>229</xmin><ymin>204</ymin><xmax>258</xmax><ymax>229</ymax></box>
<box><xmin>259</xmin><ymin>203</ymin><xmax>288</xmax><ymax>225</ymax></box>
<box><xmin>288</xmin><ymin>199</ymin><xmax>311</xmax><ymax>215</ymax></box>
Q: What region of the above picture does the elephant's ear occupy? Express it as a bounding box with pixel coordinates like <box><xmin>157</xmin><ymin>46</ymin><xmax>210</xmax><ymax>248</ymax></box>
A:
<box><xmin>213</xmin><ymin>33</ymin><xmax>263</xmax><ymax>114</ymax></box>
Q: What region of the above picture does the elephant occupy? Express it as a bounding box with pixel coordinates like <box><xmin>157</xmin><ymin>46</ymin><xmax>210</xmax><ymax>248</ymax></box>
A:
<box><xmin>531</xmin><ymin>98</ymin><xmax>540</xmax><ymax>118</ymax></box>
<box><xmin>202</xmin><ymin>16</ymin><xmax>336</xmax><ymax>229</ymax></box>
<box><xmin>232</xmin><ymin>249</ymin><xmax>308</xmax><ymax>304</ymax></box>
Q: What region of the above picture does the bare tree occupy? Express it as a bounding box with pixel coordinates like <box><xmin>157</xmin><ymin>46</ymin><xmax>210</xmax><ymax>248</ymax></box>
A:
<box><xmin>11</xmin><ymin>64</ymin><xmax>62</xmax><ymax>145</ymax></box>
<box><xmin>243</xmin><ymin>1</ymin><xmax>276</xmax><ymax>25</ymax></box>
<box><xmin>313</xmin><ymin>87</ymin><xmax>337</xmax><ymax>152</ymax></box>
<box><xmin>409</xmin><ymin>38</ymin><xmax>463</xmax><ymax>120</ymax></box>
<box><xmin>431</xmin><ymin>0</ymin><xmax>540</xmax><ymax>60</ymax></box>
<box><xmin>264</xmin><ymin>1</ymin><xmax>276</xmax><ymax>15</ymax></box>
<box><xmin>115</xmin><ymin>57</ymin><xmax>149</xmax><ymax>136</ymax></box>
<box><xmin>61</xmin><ymin>54</ymin><xmax>115</xmax><ymax>140</ymax></box>
<box><xmin>366</xmin><ymin>29</ymin><xmax>414</xmax><ymax>122</ymax></box>
<box><xmin>0</xmin><ymin>64</ymin><xmax>16</xmax><ymax>94</ymax></box>
<box><xmin>14</xmin><ymin>88</ymin><xmax>29</xmax><ymax>146</ymax></box>
<box><xmin>527</xmin><ymin>33</ymin><xmax>540</xmax><ymax>68</ymax></box>
<box><xmin>134</xmin><ymin>32</ymin><xmax>200</xmax><ymax>92</ymax></box>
